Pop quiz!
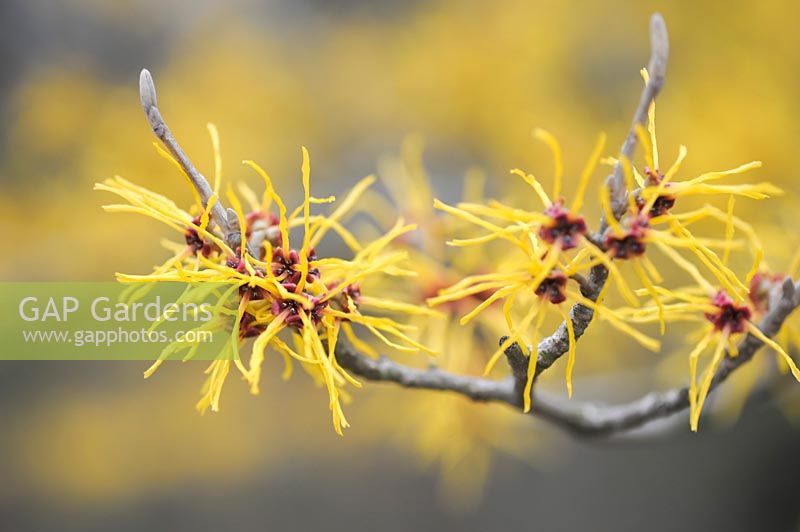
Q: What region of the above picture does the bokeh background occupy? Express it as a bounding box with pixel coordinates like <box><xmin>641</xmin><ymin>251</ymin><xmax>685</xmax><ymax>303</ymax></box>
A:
<box><xmin>1</xmin><ymin>0</ymin><xmax>800</xmax><ymax>530</ymax></box>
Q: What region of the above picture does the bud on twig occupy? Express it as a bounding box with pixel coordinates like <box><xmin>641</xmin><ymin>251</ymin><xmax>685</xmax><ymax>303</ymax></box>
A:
<box><xmin>137</xmin><ymin>68</ymin><xmax>248</xmax><ymax>253</ymax></box>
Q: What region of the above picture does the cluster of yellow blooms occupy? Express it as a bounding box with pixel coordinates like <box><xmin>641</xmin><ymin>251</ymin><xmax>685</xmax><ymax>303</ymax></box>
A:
<box><xmin>429</xmin><ymin>71</ymin><xmax>800</xmax><ymax>430</ymax></box>
<box><xmin>97</xmin><ymin>128</ymin><xmax>438</xmax><ymax>434</ymax></box>
<box><xmin>98</xmin><ymin>69</ymin><xmax>800</xmax><ymax>436</ymax></box>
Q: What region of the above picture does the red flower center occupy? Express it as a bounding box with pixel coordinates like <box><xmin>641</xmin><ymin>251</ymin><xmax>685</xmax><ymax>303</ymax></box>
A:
<box><xmin>184</xmin><ymin>217</ymin><xmax>221</xmax><ymax>257</ymax></box>
<box><xmin>271</xmin><ymin>295</ymin><xmax>328</xmax><ymax>330</ymax></box>
<box><xmin>705</xmin><ymin>291</ymin><xmax>752</xmax><ymax>333</ymax></box>
<box><xmin>636</xmin><ymin>167</ymin><xmax>676</xmax><ymax>218</ymax></box>
<box><xmin>538</xmin><ymin>203</ymin><xmax>587</xmax><ymax>250</ymax></box>
<box><xmin>535</xmin><ymin>272</ymin><xmax>568</xmax><ymax>304</ymax></box>
<box><xmin>605</xmin><ymin>217</ymin><xmax>648</xmax><ymax>259</ymax></box>
<box><xmin>271</xmin><ymin>247</ymin><xmax>320</xmax><ymax>292</ymax></box>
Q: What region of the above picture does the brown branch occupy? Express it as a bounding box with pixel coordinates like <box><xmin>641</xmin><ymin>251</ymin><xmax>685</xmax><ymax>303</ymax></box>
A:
<box><xmin>336</xmin><ymin>277</ymin><xmax>800</xmax><ymax>438</ymax></box>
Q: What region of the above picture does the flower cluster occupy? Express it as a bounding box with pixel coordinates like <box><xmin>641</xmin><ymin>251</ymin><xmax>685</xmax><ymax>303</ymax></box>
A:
<box><xmin>428</xmin><ymin>69</ymin><xmax>799</xmax><ymax>427</ymax></box>
<box><xmin>609</xmin><ymin>72</ymin><xmax>799</xmax><ymax>430</ymax></box>
<box><xmin>429</xmin><ymin>130</ymin><xmax>659</xmax><ymax>408</ymax></box>
<box><xmin>104</xmin><ymin>61</ymin><xmax>800</xmax><ymax>437</ymax></box>
<box><xmin>97</xmin><ymin>128</ymin><xmax>437</xmax><ymax>434</ymax></box>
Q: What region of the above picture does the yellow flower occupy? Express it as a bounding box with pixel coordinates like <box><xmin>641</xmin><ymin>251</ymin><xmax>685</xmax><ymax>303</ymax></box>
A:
<box><xmin>597</xmin><ymin>161</ymin><xmax>749</xmax><ymax>335</ymax></box>
<box><xmin>599</xmin><ymin>68</ymin><xmax>779</xmax><ymax>308</ymax></box>
<box><xmin>613</xmin><ymin>71</ymin><xmax>778</xmax><ymax>213</ymax></box>
<box><xmin>624</xmin><ymin>276</ymin><xmax>800</xmax><ymax>431</ymax></box>
<box><xmin>429</xmin><ymin>133</ymin><xmax>661</xmax><ymax>410</ymax></box>
<box><xmin>735</xmin><ymin>254</ymin><xmax>800</xmax><ymax>407</ymax></box>
<box><xmin>429</xmin><ymin>99</ymin><xmax>781</xmax><ymax>413</ymax></box>
<box><xmin>618</xmin><ymin>164</ymin><xmax>799</xmax><ymax>431</ymax></box>
<box><xmin>595</xmin><ymin>66</ymin><xmax>779</xmax><ymax>333</ymax></box>
<box><xmin>97</xmin><ymin>127</ymin><xmax>436</xmax><ymax>434</ymax></box>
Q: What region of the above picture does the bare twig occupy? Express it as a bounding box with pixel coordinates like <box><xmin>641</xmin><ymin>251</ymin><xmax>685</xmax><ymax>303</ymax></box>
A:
<box><xmin>139</xmin><ymin>69</ymin><xmax>250</xmax><ymax>253</ymax></box>
<box><xmin>605</xmin><ymin>13</ymin><xmax>669</xmax><ymax>221</ymax></box>
<box><xmin>334</xmin><ymin>349</ymin><xmax>517</xmax><ymax>404</ymax></box>
<box><xmin>569</xmin><ymin>272</ymin><xmax>593</xmax><ymax>294</ymax></box>
<box><xmin>337</xmin><ymin>277</ymin><xmax>800</xmax><ymax>438</ymax></box>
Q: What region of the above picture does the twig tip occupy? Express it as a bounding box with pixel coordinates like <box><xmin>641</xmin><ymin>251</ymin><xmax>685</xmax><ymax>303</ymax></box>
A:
<box><xmin>648</xmin><ymin>13</ymin><xmax>669</xmax><ymax>79</ymax></box>
<box><xmin>139</xmin><ymin>68</ymin><xmax>157</xmax><ymax>111</ymax></box>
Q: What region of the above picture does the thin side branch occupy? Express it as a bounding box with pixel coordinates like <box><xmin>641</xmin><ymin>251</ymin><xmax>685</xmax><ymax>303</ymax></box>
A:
<box><xmin>335</xmin><ymin>349</ymin><xmax>517</xmax><ymax>404</ymax></box>
<box><xmin>336</xmin><ymin>277</ymin><xmax>800</xmax><ymax>438</ymax></box>
<box><xmin>606</xmin><ymin>13</ymin><xmax>669</xmax><ymax>220</ymax></box>
<box><xmin>139</xmin><ymin>69</ymin><xmax>249</xmax><ymax>253</ymax></box>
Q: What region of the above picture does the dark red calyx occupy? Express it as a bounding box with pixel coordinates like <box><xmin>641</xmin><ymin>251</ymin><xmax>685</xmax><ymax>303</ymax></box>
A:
<box><xmin>239</xmin><ymin>312</ymin><xmax>267</xmax><ymax>338</ymax></box>
<box><xmin>643</xmin><ymin>166</ymin><xmax>664</xmax><ymax>186</ymax></box>
<box><xmin>271</xmin><ymin>247</ymin><xmax>320</xmax><ymax>290</ymax></box>
<box><xmin>342</xmin><ymin>283</ymin><xmax>362</xmax><ymax>310</ymax></box>
<box><xmin>226</xmin><ymin>252</ymin><xmax>248</xmax><ymax>274</ymax></box>
<box><xmin>271</xmin><ymin>294</ymin><xmax>327</xmax><ymax>329</ymax></box>
<box><xmin>538</xmin><ymin>202</ymin><xmax>587</xmax><ymax>250</ymax></box>
<box><xmin>636</xmin><ymin>168</ymin><xmax>675</xmax><ymax>218</ymax></box>
<box><xmin>605</xmin><ymin>217</ymin><xmax>648</xmax><ymax>259</ymax></box>
<box><xmin>535</xmin><ymin>271</ymin><xmax>568</xmax><ymax>304</ymax></box>
<box><xmin>705</xmin><ymin>290</ymin><xmax>752</xmax><ymax>333</ymax></box>
<box><xmin>184</xmin><ymin>216</ymin><xmax>220</xmax><ymax>257</ymax></box>
<box><xmin>636</xmin><ymin>194</ymin><xmax>676</xmax><ymax>218</ymax></box>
